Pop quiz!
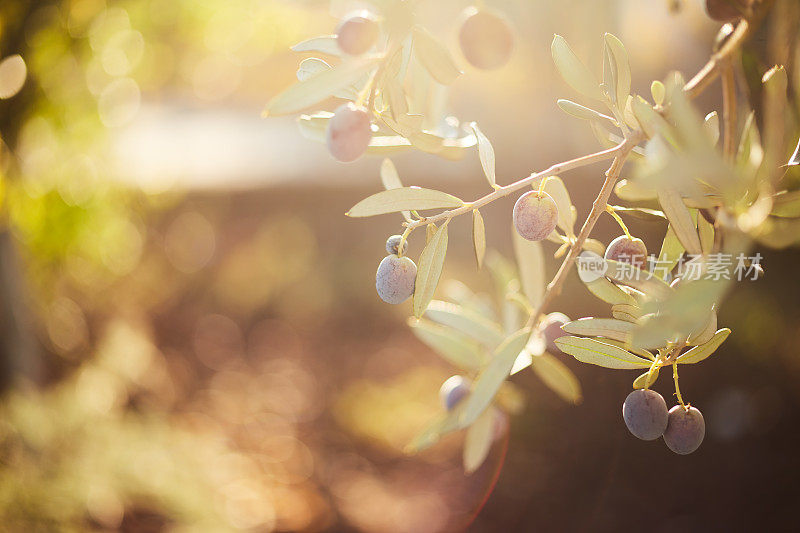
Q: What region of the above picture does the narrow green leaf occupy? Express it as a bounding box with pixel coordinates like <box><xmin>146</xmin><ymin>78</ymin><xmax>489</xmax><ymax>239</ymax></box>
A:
<box><xmin>463</xmin><ymin>408</ymin><xmax>495</xmax><ymax>474</ymax></box>
<box><xmin>704</xmin><ymin>111</ymin><xmax>720</xmax><ymax>146</ymax></box>
<box><xmin>551</xmin><ymin>35</ymin><xmax>604</xmax><ymax>100</ymax></box>
<box><xmin>615</xmin><ymin>179</ymin><xmax>657</xmax><ymax>201</ymax></box>
<box><xmin>380</xmin><ymin>158</ymin><xmax>412</xmax><ymax>222</ymax></box>
<box><xmin>512</xmin><ymin>228</ymin><xmax>545</xmax><ymax>308</ymax></box>
<box><xmin>459</xmin><ymin>328</ymin><xmax>530</xmax><ymax>427</ymax></box>
<box><xmin>604</xmin><ymin>259</ymin><xmax>673</xmax><ymax>300</ymax></box>
<box><xmin>655</xmin><ymin>225</ymin><xmax>684</xmax><ymax>279</ymax></box>
<box><xmin>412</xmin><ymin>26</ymin><xmax>462</xmax><ymax>85</ymax></box>
<box><xmin>414</xmin><ymin>222</ymin><xmax>449</xmax><ymax>317</ymax></box>
<box><xmin>677</xmin><ymin>328</ymin><xmax>730</xmax><ymax>364</ymax></box>
<box><xmin>291</xmin><ymin>35</ymin><xmax>341</xmax><ymax>55</ymax></box>
<box><xmin>771</xmin><ymin>190</ymin><xmax>800</xmax><ymax>218</ymax></box>
<box><xmin>469</xmin><ymin>123</ymin><xmax>496</xmax><ymax>188</ymax></box>
<box><xmin>612</xmin><ymin>303</ymin><xmax>642</xmax><ymax>322</ymax></box>
<box><xmin>407</xmin><ymin>318</ymin><xmax>485</xmax><ymax>370</ymax></box>
<box><xmin>557</xmin><ymin>99</ymin><xmax>616</xmax><ymax>124</ymax></box>
<box><xmin>697</xmin><ymin>213</ymin><xmax>715</xmax><ymax>255</ymax></box>
<box><xmin>264</xmin><ymin>56</ymin><xmax>379</xmax><ymax>116</ymax></box>
<box><xmin>531</xmin><ymin>353</ymin><xmax>582</xmax><ymax>404</ymax></box>
<box><xmin>657</xmin><ymin>189</ymin><xmax>702</xmax><ymax>255</ymax></box>
<box><xmin>599</xmin><ymin>338</ymin><xmax>655</xmax><ymax>360</ymax></box>
<box><xmin>651</xmin><ymin>80</ymin><xmax>665</xmax><ymax>106</ymax></box>
<box><xmin>633</xmin><ymin>367</ymin><xmax>659</xmax><ymax>389</ymax></box>
<box><xmin>347</xmin><ymin>187</ymin><xmax>463</xmax><ymax>217</ymax></box>
<box><xmin>472</xmin><ymin>209</ymin><xmax>486</xmax><ymax>269</ymax></box>
<box><xmin>405</xmin><ymin>401</ymin><xmax>468</xmax><ymax>453</ymax></box>
<box><xmin>583</xmin><ymin>276</ymin><xmax>637</xmax><ymax>306</ymax></box>
<box><xmin>562</xmin><ymin>318</ymin><xmax>636</xmax><ymax>343</ymax></box>
<box><xmin>425</xmin><ymin>300</ymin><xmax>504</xmax><ymax>349</ymax></box>
<box><xmin>555</xmin><ymin>336</ymin><xmax>652</xmax><ymax>369</ymax></box>
<box><xmin>604</xmin><ymin>33</ymin><xmax>631</xmax><ymax>108</ymax></box>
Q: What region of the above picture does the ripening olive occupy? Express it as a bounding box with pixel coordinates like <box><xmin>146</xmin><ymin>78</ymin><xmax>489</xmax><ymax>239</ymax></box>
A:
<box><xmin>605</xmin><ymin>235</ymin><xmax>648</xmax><ymax>270</ymax></box>
<box><xmin>705</xmin><ymin>0</ymin><xmax>744</xmax><ymax>22</ymax></box>
<box><xmin>439</xmin><ymin>375</ymin><xmax>471</xmax><ymax>410</ymax></box>
<box><xmin>336</xmin><ymin>12</ymin><xmax>379</xmax><ymax>56</ymax></box>
<box><xmin>513</xmin><ymin>191</ymin><xmax>558</xmax><ymax>242</ymax></box>
<box><xmin>623</xmin><ymin>389</ymin><xmax>669</xmax><ymax>441</ymax></box>
<box><xmin>458</xmin><ymin>7</ymin><xmax>514</xmax><ymax>70</ymax></box>
<box><xmin>375</xmin><ymin>254</ymin><xmax>416</xmax><ymax>304</ymax></box>
<box><xmin>540</xmin><ymin>312</ymin><xmax>570</xmax><ymax>354</ymax></box>
<box><xmin>663</xmin><ymin>405</ymin><xmax>705</xmax><ymax>455</ymax></box>
<box><xmin>385</xmin><ymin>234</ymin><xmax>407</xmax><ymax>255</ymax></box>
<box><xmin>327</xmin><ymin>102</ymin><xmax>372</xmax><ymax>163</ymax></box>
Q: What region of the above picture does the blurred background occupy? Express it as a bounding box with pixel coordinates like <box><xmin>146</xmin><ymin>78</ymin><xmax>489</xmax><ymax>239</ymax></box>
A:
<box><xmin>0</xmin><ymin>0</ymin><xmax>799</xmax><ymax>531</ymax></box>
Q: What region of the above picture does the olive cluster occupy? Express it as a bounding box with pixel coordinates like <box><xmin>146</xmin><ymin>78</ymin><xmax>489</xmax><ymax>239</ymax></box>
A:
<box><xmin>623</xmin><ymin>389</ymin><xmax>705</xmax><ymax>454</ymax></box>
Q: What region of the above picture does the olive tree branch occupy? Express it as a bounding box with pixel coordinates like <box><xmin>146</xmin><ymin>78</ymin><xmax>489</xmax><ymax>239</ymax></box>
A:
<box><xmin>721</xmin><ymin>59</ymin><xmax>737</xmax><ymax>161</ymax></box>
<box><xmin>404</xmin><ymin>142</ymin><xmax>628</xmax><ymax>230</ymax></box>
<box><xmin>683</xmin><ymin>19</ymin><xmax>750</xmax><ymax>99</ymax></box>
<box><xmin>523</xmin><ymin>132</ymin><xmax>643</xmax><ymax>331</ymax></box>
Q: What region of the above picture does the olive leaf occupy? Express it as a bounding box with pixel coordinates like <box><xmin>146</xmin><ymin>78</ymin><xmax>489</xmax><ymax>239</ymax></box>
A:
<box><xmin>291</xmin><ymin>35</ymin><xmax>341</xmax><ymax>56</ymax></box>
<box><xmin>697</xmin><ymin>213</ymin><xmax>715</xmax><ymax>255</ymax></box>
<box><xmin>677</xmin><ymin>328</ymin><xmax>731</xmax><ymax>364</ymax></box>
<box><xmin>633</xmin><ymin>366</ymin><xmax>659</xmax><ymax>389</ymax></box>
<box><xmin>551</xmin><ymin>35</ymin><xmax>604</xmax><ymax>100</ymax></box>
<box><xmin>414</xmin><ymin>222</ymin><xmax>449</xmax><ymax>317</ymax></box>
<box><xmin>657</xmin><ymin>189</ymin><xmax>702</xmax><ymax>255</ymax></box>
<box><xmin>412</xmin><ymin>26</ymin><xmax>462</xmax><ymax>85</ymax></box>
<box><xmin>562</xmin><ymin>318</ymin><xmax>636</xmax><ymax>343</ymax></box>
<box><xmin>463</xmin><ymin>407</ymin><xmax>496</xmax><ymax>474</ymax></box>
<box><xmin>512</xmin><ymin>227</ymin><xmax>545</xmax><ymax>308</ymax></box>
<box><xmin>771</xmin><ymin>190</ymin><xmax>800</xmax><ymax>218</ymax></box>
<box><xmin>583</xmin><ymin>276</ymin><xmax>637</xmax><ymax>306</ymax></box>
<box><xmin>380</xmin><ymin>158</ymin><xmax>412</xmax><ymax>222</ymax></box>
<box><xmin>704</xmin><ymin>111</ymin><xmax>720</xmax><ymax>146</ymax></box>
<box><xmin>604</xmin><ymin>259</ymin><xmax>673</xmax><ymax>300</ymax></box>
<box><xmin>655</xmin><ymin>225</ymin><xmax>684</xmax><ymax>279</ymax></box>
<box><xmin>607</xmin><ymin>205</ymin><xmax>666</xmax><ymax>221</ymax></box>
<box><xmin>557</xmin><ymin>99</ymin><xmax>616</xmax><ymax>125</ymax></box>
<box><xmin>405</xmin><ymin>400</ymin><xmax>469</xmax><ymax>453</ymax></box>
<box><xmin>789</xmin><ymin>137</ymin><xmax>800</xmax><ymax>166</ymax></box>
<box><xmin>459</xmin><ymin>328</ymin><xmax>530</xmax><ymax>427</ymax></box>
<box><xmin>472</xmin><ymin>209</ymin><xmax>486</xmax><ymax>269</ymax></box>
<box><xmin>531</xmin><ymin>353</ymin><xmax>582</xmax><ymax>404</ymax></box>
<box><xmin>603</xmin><ymin>33</ymin><xmax>631</xmax><ymax>109</ymax></box>
<box><xmin>424</xmin><ymin>300</ymin><xmax>504</xmax><ymax>349</ymax></box>
<box><xmin>555</xmin><ymin>336</ymin><xmax>652</xmax><ymax>369</ymax></box>
<box><xmin>407</xmin><ymin>318</ymin><xmax>485</xmax><ymax>370</ymax></box>
<box><xmin>469</xmin><ymin>123</ymin><xmax>497</xmax><ymax>189</ymax></box>
<box><xmin>347</xmin><ymin>187</ymin><xmax>463</xmax><ymax>217</ymax></box>
<box><xmin>612</xmin><ymin>303</ymin><xmax>642</xmax><ymax>323</ymax></box>
<box><xmin>650</xmin><ymin>80</ymin><xmax>665</xmax><ymax>106</ymax></box>
<box><xmin>614</xmin><ymin>179</ymin><xmax>657</xmax><ymax>202</ymax></box>
<box><xmin>599</xmin><ymin>338</ymin><xmax>655</xmax><ymax>361</ymax></box>
<box><xmin>263</xmin><ymin>55</ymin><xmax>380</xmax><ymax>116</ymax></box>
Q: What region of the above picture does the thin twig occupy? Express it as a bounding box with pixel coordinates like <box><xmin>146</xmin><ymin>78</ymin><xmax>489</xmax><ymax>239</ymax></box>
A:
<box><xmin>683</xmin><ymin>19</ymin><xmax>750</xmax><ymax>99</ymax></box>
<box><xmin>524</xmin><ymin>132</ymin><xmax>643</xmax><ymax>331</ymax></box>
<box><xmin>721</xmin><ymin>60</ymin><xmax>737</xmax><ymax>161</ymax></box>
<box><xmin>404</xmin><ymin>142</ymin><xmax>627</xmax><ymax>230</ymax></box>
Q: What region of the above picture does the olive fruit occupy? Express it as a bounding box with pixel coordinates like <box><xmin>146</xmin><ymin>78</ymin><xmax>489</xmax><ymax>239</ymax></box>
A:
<box><xmin>327</xmin><ymin>102</ymin><xmax>372</xmax><ymax>163</ymax></box>
<box><xmin>663</xmin><ymin>405</ymin><xmax>705</xmax><ymax>455</ymax></box>
<box><xmin>605</xmin><ymin>235</ymin><xmax>648</xmax><ymax>270</ymax></box>
<box><xmin>705</xmin><ymin>0</ymin><xmax>745</xmax><ymax>22</ymax></box>
<box><xmin>540</xmin><ymin>312</ymin><xmax>570</xmax><ymax>354</ymax></box>
<box><xmin>439</xmin><ymin>375</ymin><xmax>471</xmax><ymax>410</ymax></box>
<box><xmin>336</xmin><ymin>12</ymin><xmax>379</xmax><ymax>56</ymax></box>
<box><xmin>385</xmin><ymin>234</ymin><xmax>406</xmax><ymax>255</ymax></box>
<box><xmin>622</xmin><ymin>389</ymin><xmax>669</xmax><ymax>441</ymax></box>
<box><xmin>513</xmin><ymin>191</ymin><xmax>558</xmax><ymax>242</ymax></box>
<box><xmin>375</xmin><ymin>254</ymin><xmax>416</xmax><ymax>304</ymax></box>
<box><xmin>458</xmin><ymin>7</ymin><xmax>514</xmax><ymax>70</ymax></box>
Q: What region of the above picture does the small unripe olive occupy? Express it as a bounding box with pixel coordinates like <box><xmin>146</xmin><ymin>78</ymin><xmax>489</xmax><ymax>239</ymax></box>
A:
<box><xmin>513</xmin><ymin>191</ymin><xmax>558</xmax><ymax>242</ymax></box>
<box><xmin>458</xmin><ymin>7</ymin><xmax>514</xmax><ymax>70</ymax></box>
<box><xmin>439</xmin><ymin>375</ymin><xmax>471</xmax><ymax>410</ymax></box>
<box><xmin>385</xmin><ymin>234</ymin><xmax>407</xmax><ymax>255</ymax></box>
<box><xmin>336</xmin><ymin>12</ymin><xmax>379</xmax><ymax>56</ymax></box>
<box><xmin>663</xmin><ymin>405</ymin><xmax>705</xmax><ymax>455</ymax></box>
<box><xmin>327</xmin><ymin>102</ymin><xmax>372</xmax><ymax>163</ymax></box>
<box><xmin>705</xmin><ymin>0</ymin><xmax>744</xmax><ymax>22</ymax></box>
<box><xmin>623</xmin><ymin>389</ymin><xmax>669</xmax><ymax>441</ymax></box>
<box><xmin>540</xmin><ymin>312</ymin><xmax>570</xmax><ymax>354</ymax></box>
<box><xmin>375</xmin><ymin>254</ymin><xmax>416</xmax><ymax>304</ymax></box>
<box><xmin>605</xmin><ymin>235</ymin><xmax>648</xmax><ymax>270</ymax></box>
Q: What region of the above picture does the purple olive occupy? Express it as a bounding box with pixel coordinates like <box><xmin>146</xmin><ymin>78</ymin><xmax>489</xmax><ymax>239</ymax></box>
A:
<box><xmin>663</xmin><ymin>405</ymin><xmax>705</xmax><ymax>455</ymax></box>
<box><xmin>327</xmin><ymin>102</ymin><xmax>372</xmax><ymax>163</ymax></box>
<box><xmin>513</xmin><ymin>191</ymin><xmax>558</xmax><ymax>241</ymax></box>
<box><xmin>623</xmin><ymin>389</ymin><xmax>668</xmax><ymax>441</ymax></box>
